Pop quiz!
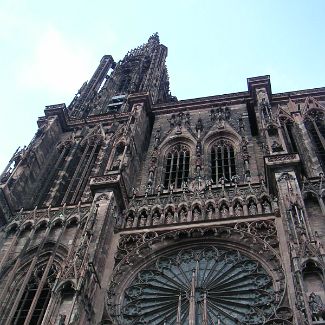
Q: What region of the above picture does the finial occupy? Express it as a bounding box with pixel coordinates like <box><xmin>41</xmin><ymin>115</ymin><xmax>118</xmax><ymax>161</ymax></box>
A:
<box><xmin>148</xmin><ymin>32</ymin><xmax>160</xmax><ymax>43</ymax></box>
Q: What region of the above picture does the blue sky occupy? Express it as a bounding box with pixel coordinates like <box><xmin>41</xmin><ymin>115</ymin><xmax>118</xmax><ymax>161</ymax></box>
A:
<box><xmin>1</xmin><ymin>0</ymin><xmax>325</xmax><ymax>171</ymax></box>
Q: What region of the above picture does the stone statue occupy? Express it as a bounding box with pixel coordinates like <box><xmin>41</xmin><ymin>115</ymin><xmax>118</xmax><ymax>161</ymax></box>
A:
<box><xmin>154</xmin><ymin>126</ymin><xmax>161</xmax><ymax>148</ymax></box>
<box><xmin>58</xmin><ymin>314</ymin><xmax>66</xmax><ymax>325</ymax></box>
<box><xmin>169</xmin><ymin>114</ymin><xmax>176</xmax><ymax>128</ymax></box>
<box><xmin>271</xmin><ymin>140</ymin><xmax>283</xmax><ymax>152</ymax></box>
<box><xmin>210</xmin><ymin>109</ymin><xmax>216</xmax><ymax>122</ymax></box>
<box><xmin>206</xmin><ymin>205</ymin><xmax>214</xmax><ymax>220</ymax></box>
<box><xmin>181</xmin><ymin>181</ymin><xmax>189</xmax><ymax>192</ymax></box>
<box><xmin>185</xmin><ymin>112</ymin><xmax>191</xmax><ymax>125</ymax></box>
<box><xmin>156</xmin><ymin>184</ymin><xmax>162</xmax><ymax>196</ymax></box>
<box><xmin>179</xmin><ymin>209</ymin><xmax>188</xmax><ymax>222</ymax></box>
<box><xmin>309</xmin><ymin>292</ymin><xmax>325</xmax><ymax>321</ymax></box>
<box><xmin>219</xmin><ymin>176</ymin><xmax>227</xmax><ymax>186</ymax></box>
<box><xmin>231</xmin><ymin>175</ymin><xmax>240</xmax><ymax>185</ymax></box>
<box><xmin>206</xmin><ymin>179</ymin><xmax>213</xmax><ymax>191</ymax></box>
<box><xmin>111</xmin><ymin>158</ymin><xmax>121</xmax><ymax>171</ymax></box>
<box><xmin>263</xmin><ymin>201</ymin><xmax>271</xmax><ymax>213</ymax></box>
<box><xmin>152</xmin><ymin>212</ymin><xmax>160</xmax><ymax>225</ymax></box>
<box><xmin>192</xmin><ymin>208</ymin><xmax>201</xmax><ymax>221</ymax></box>
<box><xmin>196</xmin><ymin>142</ymin><xmax>202</xmax><ymax>156</ymax></box>
<box><xmin>196</xmin><ymin>117</ymin><xmax>203</xmax><ymax>130</ymax></box>
<box><xmin>249</xmin><ymin>203</ymin><xmax>257</xmax><ymax>215</ymax></box>
<box><xmin>166</xmin><ymin>211</ymin><xmax>174</xmax><ymax>224</ymax></box>
<box><xmin>126</xmin><ymin>217</ymin><xmax>133</xmax><ymax>228</ymax></box>
<box><xmin>234</xmin><ymin>203</ymin><xmax>243</xmax><ymax>217</ymax></box>
<box><xmin>139</xmin><ymin>215</ymin><xmax>147</xmax><ymax>227</ymax></box>
<box><xmin>221</xmin><ymin>205</ymin><xmax>229</xmax><ymax>218</ymax></box>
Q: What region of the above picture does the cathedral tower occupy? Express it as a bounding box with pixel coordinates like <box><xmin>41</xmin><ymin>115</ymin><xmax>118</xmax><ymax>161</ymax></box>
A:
<box><xmin>0</xmin><ymin>35</ymin><xmax>325</xmax><ymax>325</ymax></box>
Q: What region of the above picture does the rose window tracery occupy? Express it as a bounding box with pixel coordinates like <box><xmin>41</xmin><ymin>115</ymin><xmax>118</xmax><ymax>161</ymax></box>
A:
<box><xmin>120</xmin><ymin>246</ymin><xmax>276</xmax><ymax>325</ymax></box>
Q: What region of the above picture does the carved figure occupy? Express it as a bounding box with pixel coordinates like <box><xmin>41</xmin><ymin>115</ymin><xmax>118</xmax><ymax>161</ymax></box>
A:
<box><xmin>179</xmin><ymin>209</ymin><xmax>188</xmax><ymax>222</ymax></box>
<box><xmin>196</xmin><ymin>142</ymin><xmax>202</xmax><ymax>156</ymax></box>
<box><xmin>154</xmin><ymin>126</ymin><xmax>161</xmax><ymax>148</ymax></box>
<box><xmin>152</xmin><ymin>212</ymin><xmax>160</xmax><ymax>226</ymax></box>
<box><xmin>206</xmin><ymin>205</ymin><xmax>214</xmax><ymax>219</ymax></box>
<box><xmin>169</xmin><ymin>114</ymin><xmax>176</xmax><ymax>128</ymax></box>
<box><xmin>220</xmin><ymin>205</ymin><xmax>229</xmax><ymax>218</ymax></box>
<box><xmin>249</xmin><ymin>203</ymin><xmax>257</xmax><ymax>215</ymax></box>
<box><xmin>309</xmin><ymin>292</ymin><xmax>325</xmax><ymax>321</ymax></box>
<box><xmin>219</xmin><ymin>176</ymin><xmax>227</xmax><ymax>186</ymax></box>
<box><xmin>192</xmin><ymin>207</ymin><xmax>201</xmax><ymax>221</ymax></box>
<box><xmin>263</xmin><ymin>201</ymin><xmax>271</xmax><ymax>213</ymax></box>
<box><xmin>271</xmin><ymin>140</ymin><xmax>283</xmax><ymax>152</ymax></box>
<box><xmin>185</xmin><ymin>112</ymin><xmax>191</xmax><ymax>125</ymax></box>
<box><xmin>139</xmin><ymin>215</ymin><xmax>147</xmax><ymax>227</ymax></box>
<box><xmin>196</xmin><ymin>117</ymin><xmax>203</xmax><ymax>132</ymax></box>
<box><xmin>210</xmin><ymin>109</ymin><xmax>216</xmax><ymax>122</ymax></box>
<box><xmin>165</xmin><ymin>211</ymin><xmax>174</xmax><ymax>224</ymax></box>
<box><xmin>111</xmin><ymin>159</ymin><xmax>121</xmax><ymax>171</ymax></box>
<box><xmin>126</xmin><ymin>217</ymin><xmax>133</xmax><ymax>228</ymax></box>
<box><xmin>234</xmin><ymin>203</ymin><xmax>243</xmax><ymax>217</ymax></box>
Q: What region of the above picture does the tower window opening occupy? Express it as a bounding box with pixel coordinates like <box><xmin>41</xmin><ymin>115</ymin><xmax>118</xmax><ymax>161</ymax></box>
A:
<box><xmin>211</xmin><ymin>141</ymin><xmax>236</xmax><ymax>184</ymax></box>
<box><xmin>305</xmin><ymin>112</ymin><xmax>325</xmax><ymax>168</ymax></box>
<box><xmin>12</xmin><ymin>264</ymin><xmax>57</xmax><ymax>325</ymax></box>
<box><xmin>164</xmin><ymin>145</ymin><xmax>190</xmax><ymax>189</ymax></box>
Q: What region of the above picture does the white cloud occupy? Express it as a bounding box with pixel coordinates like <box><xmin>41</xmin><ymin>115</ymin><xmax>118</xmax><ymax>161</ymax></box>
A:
<box><xmin>18</xmin><ymin>26</ymin><xmax>94</xmax><ymax>97</ymax></box>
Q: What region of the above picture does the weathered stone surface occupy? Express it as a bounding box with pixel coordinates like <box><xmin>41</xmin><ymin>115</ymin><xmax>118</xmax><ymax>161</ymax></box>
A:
<box><xmin>0</xmin><ymin>35</ymin><xmax>325</xmax><ymax>325</ymax></box>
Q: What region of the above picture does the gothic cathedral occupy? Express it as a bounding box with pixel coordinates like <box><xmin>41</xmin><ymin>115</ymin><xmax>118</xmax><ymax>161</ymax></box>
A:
<box><xmin>1</xmin><ymin>34</ymin><xmax>325</xmax><ymax>325</ymax></box>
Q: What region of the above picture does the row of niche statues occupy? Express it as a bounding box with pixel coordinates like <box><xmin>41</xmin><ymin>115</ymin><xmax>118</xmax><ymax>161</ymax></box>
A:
<box><xmin>124</xmin><ymin>199</ymin><xmax>272</xmax><ymax>228</ymax></box>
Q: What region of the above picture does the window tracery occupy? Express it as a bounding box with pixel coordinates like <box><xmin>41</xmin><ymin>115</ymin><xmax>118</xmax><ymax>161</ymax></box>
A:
<box><xmin>120</xmin><ymin>246</ymin><xmax>276</xmax><ymax>325</ymax></box>
<box><xmin>211</xmin><ymin>140</ymin><xmax>236</xmax><ymax>184</ymax></box>
<box><xmin>12</xmin><ymin>264</ymin><xmax>58</xmax><ymax>325</ymax></box>
<box><xmin>163</xmin><ymin>144</ymin><xmax>190</xmax><ymax>189</ymax></box>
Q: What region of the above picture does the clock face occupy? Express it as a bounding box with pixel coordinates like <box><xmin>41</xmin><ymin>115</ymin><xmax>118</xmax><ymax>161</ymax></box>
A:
<box><xmin>120</xmin><ymin>246</ymin><xmax>276</xmax><ymax>325</ymax></box>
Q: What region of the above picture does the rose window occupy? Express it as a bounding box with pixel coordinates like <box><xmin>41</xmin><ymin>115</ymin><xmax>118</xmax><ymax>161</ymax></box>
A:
<box><xmin>120</xmin><ymin>246</ymin><xmax>276</xmax><ymax>325</ymax></box>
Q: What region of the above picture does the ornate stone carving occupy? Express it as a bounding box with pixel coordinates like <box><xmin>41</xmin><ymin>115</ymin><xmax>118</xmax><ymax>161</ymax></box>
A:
<box><xmin>108</xmin><ymin>220</ymin><xmax>285</xmax><ymax>324</ymax></box>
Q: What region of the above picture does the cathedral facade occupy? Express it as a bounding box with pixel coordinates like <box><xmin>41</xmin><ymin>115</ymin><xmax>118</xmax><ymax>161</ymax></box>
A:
<box><xmin>0</xmin><ymin>34</ymin><xmax>325</xmax><ymax>325</ymax></box>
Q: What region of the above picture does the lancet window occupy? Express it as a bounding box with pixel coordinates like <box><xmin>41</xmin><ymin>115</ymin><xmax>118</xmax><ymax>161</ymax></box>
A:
<box><xmin>304</xmin><ymin>110</ymin><xmax>325</xmax><ymax>168</ymax></box>
<box><xmin>39</xmin><ymin>139</ymin><xmax>101</xmax><ymax>207</ymax></box>
<box><xmin>11</xmin><ymin>264</ymin><xmax>58</xmax><ymax>325</ymax></box>
<box><xmin>163</xmin><ymin>144</ymin><xmax>190</xmax><ymax>189</ymax></box>
<box><xmin>211</xmin><ymin>140</ymin><xmax>236</xmax><ymax>184</ymax></box>
<box><xmin>280</xmin><ymin>120</ymin><xmax>298</xmax><ymax>153</ymax></box>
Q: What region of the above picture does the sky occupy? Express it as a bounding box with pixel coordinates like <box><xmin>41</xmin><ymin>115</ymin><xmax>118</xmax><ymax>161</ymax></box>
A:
<box><xmin>1</xmin><ymin>0</ymin><xmax>325</xmax><ymax>171</ymax></box>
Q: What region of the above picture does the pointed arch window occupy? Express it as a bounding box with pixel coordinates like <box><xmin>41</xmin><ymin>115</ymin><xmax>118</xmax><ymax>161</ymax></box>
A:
<box><xmin>164</xmin><ymin>144</ymin><xmax>190</xmax><ymax>189</ymax></box>
<box><xmin>304</xmin><ymin>110</ymin><xmax>325</xmax><ymax>168</ymax></box>
<box><xmin>12</xmin><ymin>264</ymin><xmax>57</xmax><ymax>325</ymax></box>
<box><xmin>211</xmin><ymin>140</ymin><xmax>236</xmax><ymax>183</ymax></box>
<box><xmin>280</xmin><ymin>118</ymin><xmax>298</xmax><ymax>153</ymax></box>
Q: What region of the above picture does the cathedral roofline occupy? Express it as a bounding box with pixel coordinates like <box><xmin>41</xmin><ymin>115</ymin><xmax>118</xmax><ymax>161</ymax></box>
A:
<box><xmin>153</xmin><ymin>77</ymin><xmax>325</xmax><ymax>113</ymax></box>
